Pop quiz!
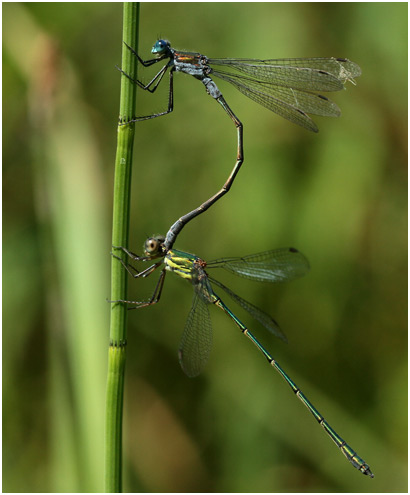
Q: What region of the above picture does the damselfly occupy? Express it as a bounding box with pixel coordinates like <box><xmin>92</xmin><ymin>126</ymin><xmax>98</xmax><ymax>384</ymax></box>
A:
<box><xmin>111</xmin><ymin>236</ymin><xmax>373</xmax><ymax>477</ymax></box>
<box><xmin>118</xmin><ymin>40</ymin><xmax>361</xmax><ymax>249</ymax></box>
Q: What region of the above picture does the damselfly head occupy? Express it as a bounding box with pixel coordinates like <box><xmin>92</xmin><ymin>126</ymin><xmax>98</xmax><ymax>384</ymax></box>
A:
<box><xmin>152</xmin><ymin>39</ymin><xmax>171</xmax><ymax>57</ymax></box>
<box><xmin>144</xmin><ymin>235</ymin><xmax>165</xmax><ymax>257</ymax></box>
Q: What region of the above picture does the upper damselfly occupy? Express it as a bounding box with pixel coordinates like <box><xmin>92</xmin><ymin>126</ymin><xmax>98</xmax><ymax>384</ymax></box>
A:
<box><xmin>110</xmin><ymin>236</ymin><xmax>373</xmax><ymax>478</ymax></box>
<box><xmin>118</xmin><ymin>40</ymin><xmax>361</xmax><ymax>249</ymax></box>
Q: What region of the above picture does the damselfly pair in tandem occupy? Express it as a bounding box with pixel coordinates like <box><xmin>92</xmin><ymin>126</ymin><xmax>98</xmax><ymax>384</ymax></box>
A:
<box><xmin>113</xmin><ymin>41</ymin><xmax>372</xmax><ymax>477</ymax></box>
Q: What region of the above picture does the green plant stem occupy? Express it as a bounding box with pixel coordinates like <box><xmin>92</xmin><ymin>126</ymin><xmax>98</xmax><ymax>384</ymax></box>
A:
<box><xmin>105</xmin><ymin>3</ymin><xmax>139</xmax><ymax>492</ymax></box>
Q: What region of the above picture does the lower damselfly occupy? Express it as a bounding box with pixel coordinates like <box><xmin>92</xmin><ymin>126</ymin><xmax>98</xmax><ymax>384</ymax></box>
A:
<box><xmin>111</xmin><ymin>236</ymin><xmax>373</xmax><ymax>477</ymax></box>
<box><xmin>118</xmin><ymin>40</ymin><xmax>361</xmax><ymax>249</ymax></box>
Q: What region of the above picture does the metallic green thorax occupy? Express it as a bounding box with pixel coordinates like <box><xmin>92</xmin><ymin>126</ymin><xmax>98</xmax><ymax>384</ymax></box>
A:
<box><xmin>165</xmin><ymin>249</ymin><xmax>216</xmax><ymax>304</ymax></box>
<box><xmin>164</xmin><ymin>249</ymin><xmax>202</xmax><ymax>281</ymax></box>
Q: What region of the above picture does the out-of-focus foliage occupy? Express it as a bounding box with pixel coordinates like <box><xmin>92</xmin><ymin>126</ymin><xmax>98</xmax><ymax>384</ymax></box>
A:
<box><xmin>3</xmin><ymin>3</ymin><xmax>407</xmax><ymax>492</ymax></box>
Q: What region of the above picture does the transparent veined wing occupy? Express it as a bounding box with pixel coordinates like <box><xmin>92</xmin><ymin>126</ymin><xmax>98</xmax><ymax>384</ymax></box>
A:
<box><xmin>178</xmin><ymin>279</ymin><xmax>213</xmax><ymax>377</ymax></box>
<box><xmin>207</xmin><ymin>248</ymin><xmax>310</xmax><ymax>283</ymax></box>
<box><xmin>207</xmin><ymin>57</ymin><xmax>361</xmax><ymax>90</ymax></box>
<box><xmin>209</xmin><ymin>276</ymin><xmax>287</xmax><ymax>343</ymax></box>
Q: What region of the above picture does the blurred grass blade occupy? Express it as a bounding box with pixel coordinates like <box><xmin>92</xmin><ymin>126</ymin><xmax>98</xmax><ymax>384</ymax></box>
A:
<box><xmin>3</xmin><ymin>3</ymin><xmax>109</xmax><ymax>492</ymax></box>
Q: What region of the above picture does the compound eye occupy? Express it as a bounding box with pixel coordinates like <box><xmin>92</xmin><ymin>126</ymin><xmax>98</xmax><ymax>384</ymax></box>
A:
<box><xmin>144</xmin><ymin>235</ymin><xmax>165</xmax><ymax>256</ymax></box>
<box><xmin>145</xmin><ymin>238</ymin><xmax>158</xmax><ymax>254</ymax></box>
<box><xmin>158</xmin><ymin>39</ymin><xmax>170</xmax><ymax>49</ymax></box>
<box><xmin>152</xmin><ymin>39</ymin><xmax>170</xmax><ymax>55</ymax></box>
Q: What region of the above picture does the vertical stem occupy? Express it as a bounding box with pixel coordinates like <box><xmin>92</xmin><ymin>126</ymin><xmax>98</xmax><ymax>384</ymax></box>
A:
<box><xmin>105</xmin><ymin>3</ymin><xmax>139</xmax><ymax>492</ymax></box>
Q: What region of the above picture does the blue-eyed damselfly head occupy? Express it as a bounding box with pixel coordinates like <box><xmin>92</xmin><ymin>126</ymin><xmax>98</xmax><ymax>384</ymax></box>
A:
<box><xmin>151</xmin><ymin>39</ymin><xmax>171</xmax><ymax>57</ymax></box>
<box><xmin>144</xmin><ymin>235</ymin><xmax>166</xmax><ymax>257</ymax></box>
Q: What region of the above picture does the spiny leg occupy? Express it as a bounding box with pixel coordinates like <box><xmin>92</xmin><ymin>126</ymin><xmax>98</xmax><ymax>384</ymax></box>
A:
<box><xmin>123</xmin><ymin>41</ymin><xmax>164</xmax><ymax>68</ymax></box>
<box><xmin>111</xmin><ymin>252</ymin><xmax>163</xmax><ymax>279</ymax></box>
<box><xmin>117</xmin><ymin>42</ymin><xmax>174</xmax><ymax>123</ymax></box>
<box><xmin>112</xmin><ymin>245</ymin><xmax>155</xmax><ymax>263</ymax></box>
<box><xmin>110</xmin><ymin>267</ymin><xmax>167</xmax><ymax>309</ymax></box>
<box><xmin>120</xmin><ymin>67</ymin><xmax>173</xmax><ymax>124</ymax></box>
<box><xmin>116</xmin><ymin>62</ymin><xmax>169</xmax><ymax>93</ymax></box>
<box><xmin>111</xmin><ymin>245</ymin><xmax>163</xmax><ymax>279</ymax></box>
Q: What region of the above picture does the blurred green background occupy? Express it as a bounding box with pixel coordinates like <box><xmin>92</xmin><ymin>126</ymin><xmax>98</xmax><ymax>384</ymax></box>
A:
<box><xmin>3</xmin><ymin>2</ymin><xmax>407</xmax><ymax>492</ymax></box>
